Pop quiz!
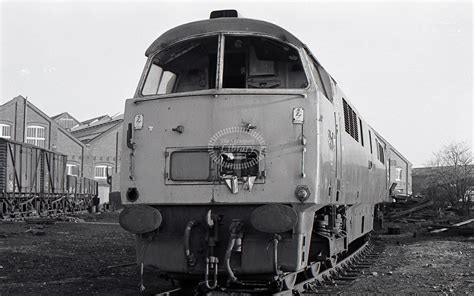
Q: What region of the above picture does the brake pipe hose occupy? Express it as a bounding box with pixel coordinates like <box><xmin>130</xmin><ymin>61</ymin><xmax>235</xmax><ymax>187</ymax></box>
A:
<box><xmin>184</xmin><ymin>220</ymin><xmax>198</xmax><ymax>266</ymax></box>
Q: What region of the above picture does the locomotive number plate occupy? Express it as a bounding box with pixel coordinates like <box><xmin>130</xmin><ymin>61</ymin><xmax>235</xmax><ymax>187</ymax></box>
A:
<box><xmin>292</xmin><ymin>107</ymin><xmax>304</xmax><ymax>124</ymax></box>
<box><xmin>134</xmin><ymin>114</ymin><xmax>144</xmax><ymax>130</ymax></box>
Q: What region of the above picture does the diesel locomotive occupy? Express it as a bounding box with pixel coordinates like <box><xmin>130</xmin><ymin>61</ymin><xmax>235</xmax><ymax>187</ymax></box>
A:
<box><xmin>118</xmin><ymin>10</ymin><xmax>411</xmax><ymax>293</ymax></box>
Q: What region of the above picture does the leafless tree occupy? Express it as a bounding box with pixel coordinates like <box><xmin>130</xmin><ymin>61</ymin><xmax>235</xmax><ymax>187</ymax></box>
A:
<box><xmin>426</xmin><ymin>142</ymin><xmax>473</xmax><ymax>217</ymax></box>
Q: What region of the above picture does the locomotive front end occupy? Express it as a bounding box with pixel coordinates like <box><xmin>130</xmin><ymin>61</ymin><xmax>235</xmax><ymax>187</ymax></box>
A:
<box><xmin>119</xmin><ymin>14</ymin><xmax>331</xmax><ymax>291</ymax></box>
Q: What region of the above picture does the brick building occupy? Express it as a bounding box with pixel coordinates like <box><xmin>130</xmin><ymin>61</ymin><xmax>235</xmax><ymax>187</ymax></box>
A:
<box><xmin>412</xmin><ymin>165</ymin><xmax>474</xmax><ymax>195</ymax></box>
<box><xmin>0</xmin><ymin>96</ymin><xmax>86</xmax><ymax>177</ymax></box>
<box><xmin>1</xmin><ymin>96</ymin><xmax>124</xmax><ymax>204</ymax></box>
<box><xmin>70</xmin><ymin>115</ymin><xmax>123</xmax><ymax>203</ymax></box>
<box><xmin>51</xmin><ymin>112</ymin><xmax>80</xmax><ymax>130</ymax></box>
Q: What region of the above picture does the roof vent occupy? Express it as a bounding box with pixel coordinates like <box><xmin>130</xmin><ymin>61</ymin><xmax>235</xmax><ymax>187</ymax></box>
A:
<box><xmin>210</xmin><ymin>9</ymin><xmax>240</xmax><ymax>19</ymax></box>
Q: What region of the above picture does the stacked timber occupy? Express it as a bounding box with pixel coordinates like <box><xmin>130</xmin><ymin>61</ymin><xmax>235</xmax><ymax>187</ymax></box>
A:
<box><xmin>385</xmin><ymin>194</ymin><xmax>473</xmax><ymax>236</ymax></box>
<box><xmin>385</xmin><ymin>195</ymin><xmax>435</xmax><ymax>220</ymax></box>
<box><xmin>427</xmin><ymin>219</ymin><xmax>474</xmax><ymax>235</ymax></box>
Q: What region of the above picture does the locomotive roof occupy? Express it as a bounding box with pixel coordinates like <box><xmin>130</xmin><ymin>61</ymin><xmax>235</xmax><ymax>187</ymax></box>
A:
<box><xmin>145</xmin><ymin>17</ymin><xmax>304</xmax><ymax>57</ymax></box>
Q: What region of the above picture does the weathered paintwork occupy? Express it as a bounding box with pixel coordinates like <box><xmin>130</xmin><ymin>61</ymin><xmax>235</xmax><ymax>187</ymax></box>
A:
<box><xmin>118</xmin><ymin>14</ymin><xmax>411</xmax><ymax>287</ymax></box>
<box><xmin>121</xmin><ymin>91</ymin><xmax>321</xmax><ymax>205</ymax></box>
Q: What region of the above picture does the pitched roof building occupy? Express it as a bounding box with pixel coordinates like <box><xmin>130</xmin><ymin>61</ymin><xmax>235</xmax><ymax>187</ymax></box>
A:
<box><xmin>51</xmin><ymin>112</ymin><xmax>81</xmax><ymax>130</ymax></box>
<box><xmin>0</xmin><ymin>96</ymin><xmax>86</xmax><ymax>177</ymax></box>
<box><xmin>70</xmin><ymin>114</ymin><xmax>124</xmax><ymax>203</ymax></box>
<box><xmin>0</xmin><ymin>96</ymin><xmax>124</xmax><ymax>204</ymax></box>
<box><xmin>71</xmin><ymin>114</ymin><xmax>123</xmax><ymax>144</ymax></box>
<box><xmin>412</xmin><ymin>165</ymin><xmax>474</xmax><ymax>195</ymax></box>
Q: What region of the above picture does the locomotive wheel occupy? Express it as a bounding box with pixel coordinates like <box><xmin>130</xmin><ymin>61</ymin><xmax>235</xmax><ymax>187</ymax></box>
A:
<box><xmin>324</xmin><ymin>255</ymin><xmax>338</xmax><ymax>269</ymax></box>
<box><xmin>365</xmin><ymin>232</ymin><xmax>372</xmax><ymax>242</ymax></box>
<box><xmin>282</xmin><ymin>273</ymin><xmax>297</xmax><ymax>290</ymax></box>
<box><xmin>304</xmin><ymin>262</ymin><xmax>321</xmax><ymax>279</ymax></box>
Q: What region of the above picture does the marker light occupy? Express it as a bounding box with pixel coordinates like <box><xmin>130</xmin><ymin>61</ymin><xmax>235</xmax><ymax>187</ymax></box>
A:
<box><xmin>295</xmin><ymin>185</ymin><xmax>311</xmax><ymax>202</ymax></box>
<box><xmin>126</xmin><ymin>187</ymin><xmax>139</xmax><ymax>202</ymax></box>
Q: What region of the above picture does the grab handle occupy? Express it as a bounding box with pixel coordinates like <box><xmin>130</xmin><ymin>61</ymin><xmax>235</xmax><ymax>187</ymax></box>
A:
<box><xmin>127</xmin><ymin>123</ymin><xmax>135</xmax><ymax>150</ymax></box>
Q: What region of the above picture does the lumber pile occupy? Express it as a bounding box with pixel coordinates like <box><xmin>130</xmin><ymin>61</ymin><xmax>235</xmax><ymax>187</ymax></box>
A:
<box><xmin>384</xmin><ymin>194</ymin><xmax>473</xmax><ymax>236</ymax></box>
<box><xmin>427</xmin><ymin>219</ymin><xmax>474</xmax><ymax>235</ymax></box>
<box><xmin>386</xmin><ymin>195</ymin><xmax>436</xmax><ymax>220</ymax></box>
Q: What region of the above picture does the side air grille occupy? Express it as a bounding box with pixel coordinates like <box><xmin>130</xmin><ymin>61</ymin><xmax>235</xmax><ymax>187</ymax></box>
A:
<box><xmin>343</xmin><ymin>99</ymin><xmax>350</xmax><ymax>134</ymax></box>
<box><xmin>342</xmin><ymin>98</ymin><xmax>359</xmax><ymax>142</ymax></box>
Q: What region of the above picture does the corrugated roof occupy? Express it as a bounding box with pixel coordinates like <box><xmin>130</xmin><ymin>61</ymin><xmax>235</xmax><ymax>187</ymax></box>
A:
<box><xmin>80</xmin><ymin>115</ymin><xmax>111</xmax><ymax>126</ymax></box>
<box><xmin>51</xmin><ymin>112</ymin><xmax>67</xmax><ymax>120</ymax></box>
<box><xmin>71</xmin><ymin>115</ymin><xmax>123</xmax><ymax>144</ymax></box>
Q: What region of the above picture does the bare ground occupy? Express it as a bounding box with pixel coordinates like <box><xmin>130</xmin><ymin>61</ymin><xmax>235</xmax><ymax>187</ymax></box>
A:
<box><xmin>0</xmin><ymin>213</ymin><xmax>473</xmax><ymax>295</ymax></box>
<box><xmin>343</xmin><ymin>235</ymin><xmax>474</xmax><ymax>295</ymax></box>
<box><xmin>0</xmin><ymin>213</ymin><xmax>171</xmax><ymax>296</ymax></box>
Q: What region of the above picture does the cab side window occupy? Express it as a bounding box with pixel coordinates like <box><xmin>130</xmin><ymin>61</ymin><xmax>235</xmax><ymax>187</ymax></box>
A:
<box><xmin>318</xmin><ymin>65</ymin><xmax>333</xmax><ymax>101</ymax></box>
<box><xmin>306</xmin><ymin>53</ymin><xmax>333</xmax><ymax>102</ymax></box>
<box><xmin>142</xmin><ymin>36</ymin><xmax>218</xmax><ymax>96</ymax></box>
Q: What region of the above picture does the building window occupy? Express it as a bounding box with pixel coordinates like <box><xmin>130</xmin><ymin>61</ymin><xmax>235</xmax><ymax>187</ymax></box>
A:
<box><xmin>58</xmin><ymin>118</ymin><xmax>77</xmax><ymax>129</ymax></box>
<box><xmin>26</xmin><ymin>126</ymin><xmax>46</xmax><ymax>147</ymax></box>
<box><xmin>0</xmin><ymin>124</ymin><xmax>11</xmax><ymax>139</ymax></box>
<box><xmin>66</xmin><ymin>163</ymin><xmax>79</xmax><ymax>176</ymax></box>
<box><xmin>95</xmin><ymin>165</ymin><xmax>111</xmax><ymax>179</ymax></box>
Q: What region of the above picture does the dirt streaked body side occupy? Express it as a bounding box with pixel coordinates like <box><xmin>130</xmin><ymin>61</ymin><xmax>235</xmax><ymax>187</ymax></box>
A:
<box><xmin>118</xmin><ymin>15</ymin><xmax>412</xmax><ymax>287</ymax></box>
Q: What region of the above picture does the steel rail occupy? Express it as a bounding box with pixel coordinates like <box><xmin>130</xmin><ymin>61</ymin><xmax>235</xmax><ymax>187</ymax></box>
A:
<box><xmin>271</xmin><ymin>238</ymin><xmax>373</xmax><ymax>296</ymax></box>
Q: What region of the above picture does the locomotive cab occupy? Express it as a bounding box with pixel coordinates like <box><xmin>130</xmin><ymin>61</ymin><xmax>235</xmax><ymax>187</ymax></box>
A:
<box><xmin>141</xmin><ymin>35</ymin><xmax>308</xmax><ymax>95</ymax></box>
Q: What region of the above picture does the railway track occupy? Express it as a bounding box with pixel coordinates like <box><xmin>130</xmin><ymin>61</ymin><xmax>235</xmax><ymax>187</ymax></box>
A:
<box><xmin>153</xmin><ymin>235</ymin><xmax>383</xmax><ymax>296</ymax></box>
<box><xmin>300</xmin><ymin>238</ymin><xmax>384</xmax><ymax>295</ymax></box>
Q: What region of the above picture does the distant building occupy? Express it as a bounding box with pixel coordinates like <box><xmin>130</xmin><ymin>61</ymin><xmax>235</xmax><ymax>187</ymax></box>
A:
<box><xmin>0</xmin><ymin>96</ymin><xmax>124</xmax><ymax>204</ymax></box>
<box><xmin>79</xmin><ymin>115</ymin><xmax>112</xmax><ymax>126</ymax></box>
<box><xmin>51</xmin><ymin>112</ymin><xmax>81</xmax><ymax>130</ymax></box>
<box><xmin>0</xmin><ymin>96</ymin><xmax>86</xmax><ymax>177</ymax></box>
<box><xmin>412</xmin><ymin>167</ymin><xmax>433</xmax><ymax>195</ymax></box>
<box><xmin>71</xmin><ymin>115</ymin><xmax>124</xmax><ymax>203</ymax></box>
<box><xmin>412</xmin><ymin>165</ymin><xmax>474</xmax><ymax>195</ymax></box>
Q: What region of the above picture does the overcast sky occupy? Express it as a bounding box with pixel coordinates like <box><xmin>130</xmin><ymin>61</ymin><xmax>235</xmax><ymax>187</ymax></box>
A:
<box><xmin>1</xmin><ymin>1</ymin><xmax>472</xmax><ymax>167</ymax></box>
